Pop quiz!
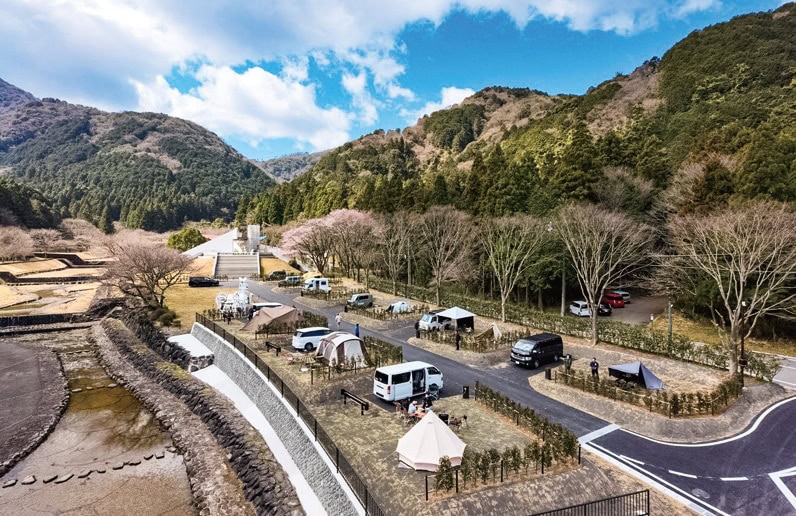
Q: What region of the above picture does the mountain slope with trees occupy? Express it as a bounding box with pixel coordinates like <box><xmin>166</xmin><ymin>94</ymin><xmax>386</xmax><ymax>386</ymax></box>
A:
<box><xmin>0</xmin><ymin>84</ymin><xmax>273</xmax><ymax>231</ymax></box>
<box><xmin>238</xmin><ymin>3</ymin><xmax>796</xmax><ymax>226</ymax></box>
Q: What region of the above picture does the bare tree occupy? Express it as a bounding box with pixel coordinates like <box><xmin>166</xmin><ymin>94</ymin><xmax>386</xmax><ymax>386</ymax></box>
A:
<box><xmin>326</xmin><ymin>209</ymin><xmax>377</xmax><ymax>281</ymax></box>
<box><xmin>280</xmin><ymin>218</ymin><xmax>334</xmax><ymax>274</ymax></box>
<box><xmin>556</xmin><ymin>203</ymin><xmax>654</xmax><ymax>344</ymax></box>
<box><xmin>479</xmin><ymin>216</ymin><xmax>548</xmax><ymax>321</ymax></box>
<box><xmin>61</xmin><ymin>218</ymin><xmax>103</xmax><ymax>252</ymax></box>
<box><xmin>103</xmin><ymin>236</ymin><xmax>193</xmax><ymax>308</ymax></box>
<box><xmin>0</xmin><ymin>226</ymin><xmax>34</xmax><ymax>262</ymax></box>
<box><xmin>375</xmin><ymin>211</ymin><xmax>414</xmax><ymax>294</ymax></box>
<box><xmin>420</xmin><ymin>206</ymin><xmax>471</xmax><ymax>306</ymax></box>
<box><xmin>662</xmin><ymin>202</ymin><xmax>796</xmax><ymax>376</ymax></box>
<box><xmin>29</xmin><ymin>228</ymin><xmax>63</xmax><ymax>257</ymax></box>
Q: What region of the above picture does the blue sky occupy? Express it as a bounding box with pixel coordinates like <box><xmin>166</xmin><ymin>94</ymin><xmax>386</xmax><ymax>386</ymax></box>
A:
<box><xmin>0</xmin><ymin>1</ymin><xmax>786</xmax><ymax>160</ymax></box>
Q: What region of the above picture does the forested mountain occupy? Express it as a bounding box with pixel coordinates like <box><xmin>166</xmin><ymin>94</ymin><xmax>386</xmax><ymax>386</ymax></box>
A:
<box><xmin>0</xmin><ymin>177</ymin><xmax>59</xmax><ymax>228</ymax></box>
<box><xmin>237</xmin><ymin>3</ymin><xmax>796</xmax><ymax>225</ymax></box>
<box><xmin>0</xmin><ymin>83</ymin><xmax>273</xmax><ymax>231</ymax></box>
<box><xmin>252</xmin><ymin>151</ymin><xmax>327</xmax><ymax>183</ymax></box>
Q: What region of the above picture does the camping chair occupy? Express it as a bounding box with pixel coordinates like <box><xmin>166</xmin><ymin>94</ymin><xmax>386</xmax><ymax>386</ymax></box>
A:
<box><xmin>428</xmin><ymin>384</ymin><xmax>440</xmax><ymax>401</ymax></box>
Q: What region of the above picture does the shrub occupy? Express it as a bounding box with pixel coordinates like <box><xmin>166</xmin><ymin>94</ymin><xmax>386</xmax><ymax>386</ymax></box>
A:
<box><xmin>436</xmin><ymin>456</ymin><xmax>454</xmax><ymax>492</ymax></box>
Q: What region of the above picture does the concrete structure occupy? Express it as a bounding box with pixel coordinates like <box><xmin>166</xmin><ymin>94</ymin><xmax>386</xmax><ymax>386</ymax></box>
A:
<box><xmin>190</xmin><ymin>323</ymin><xmax>361</xmax><ymax>516</ymax></box>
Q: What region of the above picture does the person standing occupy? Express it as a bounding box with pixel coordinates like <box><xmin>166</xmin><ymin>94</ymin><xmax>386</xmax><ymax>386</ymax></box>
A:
<box><xmin>354</xmin><ymin>323</ymin><xmax>360</xmax><ymax>338</ymax></box>
<box><xmin>455</xmin><ymin>331</ymin><xmax>461</xmax><ymax>351</ymax></box>
<box><xmin>590</xmin><ymin>357</ymin><xmax>600</xmax><ymax>380</ymax></box>
<box><xmin>335</xmin><ymin>313</ymin><xmax>342</xmax><ymax>330</ymax></box>
<box><xmin>414</xmin><ymin>320</ymin><xmax>420</xmax><ymax>339</ymax></box>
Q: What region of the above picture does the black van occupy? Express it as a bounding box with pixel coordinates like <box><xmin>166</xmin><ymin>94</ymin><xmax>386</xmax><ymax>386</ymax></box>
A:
<box><xmin>510</xmin><ymin>333</ymin><xmax>564</xmax><ymax>369</ymax></box>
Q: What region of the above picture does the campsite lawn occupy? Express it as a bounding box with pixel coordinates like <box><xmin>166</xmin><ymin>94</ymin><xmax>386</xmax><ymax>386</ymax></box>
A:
<box><xmin>0</xmin><ymin>259</ymin><xmax>66</xmax><ymax>275</ymax></box>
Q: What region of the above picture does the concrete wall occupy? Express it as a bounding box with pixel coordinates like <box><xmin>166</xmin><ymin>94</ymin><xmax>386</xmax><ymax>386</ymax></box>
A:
<box><xmin>191</xmin><ymin>323</ymin><xmax>360</xmax><ymax>516</ymax></box>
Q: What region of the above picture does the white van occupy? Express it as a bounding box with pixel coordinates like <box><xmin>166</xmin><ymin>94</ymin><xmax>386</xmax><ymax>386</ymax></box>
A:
<box><xmin>303</xmin><ymin>277</ymin><xmax>331</xmax><ymax>292</ymax></box>
<box><xmin>417</xmin><ymin>310</ymin><xmax>451</xmax><ymax>331</ymax></box>
<box><xmin>373</xmin><ymin>361</ymin><xmax>443</xmax><ymax>402</ymax></box>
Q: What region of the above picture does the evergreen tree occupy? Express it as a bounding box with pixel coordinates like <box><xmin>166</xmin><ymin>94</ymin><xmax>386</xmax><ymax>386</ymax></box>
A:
<box><xmin>429</xmin><ymin>174</ymin><xmax>450</xmax><ymax>206</ymax></box>
<box><xmin>99</xmin><ymin>204</ymin><xmax>114</xmax><ymax>234</ymax></box>
<box><xmin>551</xmin><ymin>121</ymin><xmax>598</xmax><ymax>200</ymax></box>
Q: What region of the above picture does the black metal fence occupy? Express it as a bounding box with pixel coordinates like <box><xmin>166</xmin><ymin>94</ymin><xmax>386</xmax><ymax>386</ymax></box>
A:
<box><xmin>195</xmin><ymin>313</ymin><xmax>385</xmax><ymax>516</ymax></box>
<box><xmin>531</xmin><ymin>489</ymin><xmax>650</xmax><ymax>516</ymax></box>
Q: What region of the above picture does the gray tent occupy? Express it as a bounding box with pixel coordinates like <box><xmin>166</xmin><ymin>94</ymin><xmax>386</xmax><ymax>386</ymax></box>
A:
<box><xmin>608</xmin><ymin>362</ymin><xmax>664</xmax><ymax>390</ymax></box>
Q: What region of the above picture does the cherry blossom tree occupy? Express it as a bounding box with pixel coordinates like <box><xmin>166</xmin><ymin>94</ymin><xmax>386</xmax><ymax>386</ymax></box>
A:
<box><xmin>280</xmin><ymin>218</ymin><xmax>334</xmax><ymax>274</ymax></box>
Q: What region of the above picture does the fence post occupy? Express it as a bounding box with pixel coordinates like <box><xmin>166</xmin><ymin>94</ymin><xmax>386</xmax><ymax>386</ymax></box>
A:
<box><xmin>425</xmin><ymin>476</ymin><xmax>429</xmax><ymax>501</ymax></box>
<box><xmin>500</xmin><ymin>461</ymin><xmax>503</xmax><ymax>482</ymax></box>
<box><xmin>364</xmin><ymin>488</ymin><xmax>369</xmax><ymax>516</ymax></box>
<box><xmin>314</xmin><ymin>420</ymin><xmax>317</xmax><ymax>441</ymax></box>
<box><xmin>455</xmin><ymin>468</ymin><xmax>459</xmax><ymax>493</ymax></box>
<box><xmin>281</xmin><ymin>380</ymin><xmax>284</xmax><ymax>397</ymax></box>
<box><xmin>336</xmin><ymin>447</ymin><xmax>339</xmax><ymax>473</ymax></box>
<box><xmin>578</xmin><ymin>445</ymin><xmax>581</xmax><ymax>465</ymax></box>
<box><xmin>296</xmin><ymin>396</ymin><xmax>300</xmax><ymax>415</ymax></box>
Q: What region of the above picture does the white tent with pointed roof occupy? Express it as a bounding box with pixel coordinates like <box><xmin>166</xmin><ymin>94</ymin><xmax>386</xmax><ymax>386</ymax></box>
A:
<box><xmin>396</xmin><ymin>409</ymin><xmax>466</xmax><ymax>471</ymax></box>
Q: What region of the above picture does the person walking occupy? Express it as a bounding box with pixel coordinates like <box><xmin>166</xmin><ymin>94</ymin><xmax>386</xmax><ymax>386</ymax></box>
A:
<box><xmin>590</xmin><ymin>357</ymin><xmax>600</xmax><ymax>380</ymax></box>
<box><xmin>335</xmin><ymin>313</ymin><xmax>342</xmax><ymax>330</ymax></box>
<box><xmin>455</xmin><ymin>331</ymin><xmax>461</xmax><ymax>351</ymax></box>
<box><xmin>354</xmin><ymin>323</ymin><xmax>360</xmax><ymax>338</ymax></box>
<box><xmin>414</xmin><ymin>320</ymin><xmax>420</xmax><ymax>339</ymax></box>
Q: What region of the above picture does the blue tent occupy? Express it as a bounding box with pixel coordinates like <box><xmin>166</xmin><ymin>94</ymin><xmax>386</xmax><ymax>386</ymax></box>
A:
<box><xmin>608</xmin><ymin>362</ymin><xmax>664</xmax><ymax>390</ymax></box>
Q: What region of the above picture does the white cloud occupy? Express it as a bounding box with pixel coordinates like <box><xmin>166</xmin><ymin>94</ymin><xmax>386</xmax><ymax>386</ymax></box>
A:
<box><xmin>342</xmin><ymin>72</ymin><xmax>379</xmax><ymax>125</ymax></box>
<box><xmin>674</xmin><ymin>0</ymin><xmax>720</xmax><ymax>17</ymax></box>
<box><xmin>133</xmin><ymin>65</ymin><xmax>351</xmax><ymax>151</ymax></box>
<box><xmin>405</xmin><ymin>86</ymin><xmax>476</xmax><ymax>123</ymax></box>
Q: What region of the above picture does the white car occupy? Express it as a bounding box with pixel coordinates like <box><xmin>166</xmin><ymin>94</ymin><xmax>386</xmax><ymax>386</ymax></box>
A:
<box><xmin>569</xmin><ymin>301</ymin><xmax>591</xmax><ymax>317</ymax></box>
<box><xmin>612</xmin><ymin>290</ymin><xmax>631</xmax><ymax>304</ymax></box>
<box><xmin>387</xmin><ymin>301</ymin><xmax>411</xmax><ymax>313</ymax></box>
<box><xmin>291</xmin><ymin>327</ymin><xmax>331</xmax><ymax>352</ymax></box>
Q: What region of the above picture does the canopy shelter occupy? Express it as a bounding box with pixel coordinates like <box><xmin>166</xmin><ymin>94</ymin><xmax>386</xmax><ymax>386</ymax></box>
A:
<box><xmin>436</xmin><ymin>306</ymin><xmax>475</xmax><ymax>331</ymax></box>
<box><xmin>608</xmin><ymin>362</ymin><xmax>665</xmax><ymax>390</ymax></box>
<box><xmin>474</xmin><ymin>323</ymin><xmax>503</xmax><ymax>343</ymax></box>
<box><xmin>396</xmin><ymin>410</ymin><xmax>466</xmax><ymax>471</ymax></box>
<box><xmin>315</xmin><ymin>332</ymin><xmax>367</xmax><ymax>366</ymax></box>
<box><xmin>242</xmin><ymin>305</ymin><xmax>298</xmax><ymax>331</ymax></box>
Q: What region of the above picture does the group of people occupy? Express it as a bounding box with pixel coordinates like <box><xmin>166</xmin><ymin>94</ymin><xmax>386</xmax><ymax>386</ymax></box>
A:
<box><xmin>404</xmin><ymin>393</ymin><xmax>434</xmax><ymax>417</ymax></box>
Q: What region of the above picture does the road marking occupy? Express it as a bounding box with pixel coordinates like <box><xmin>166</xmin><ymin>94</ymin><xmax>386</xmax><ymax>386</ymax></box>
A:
<box><xmin>578</xmin><ymin>423</ymin><xmax>620</xmax><ymax>444</ymax></box>
<box><xmin>779</xmin><ymin>365</ymin><xmax>796</xmax><ymax>370</ymax></box>
<box><xmin>769</xmin><ymin>466</ymin><xmax>796</xmax><ymax>510</ymax></box>
<box><xmin>669</xmin><ymin>469</ymin><xmax>698</xmax><ymax>479</ymax></box>
<box><xmin>621</xmin><ymin>396</ymin><xmax>796</xmax><ymax>447</ymax></box>
<box><xmin>774</xmin><ymin>379</ymin><xmax>796</xmax><ymax>387</ymax></box>
<box><xmin>619</xmin><ymin>454</ymin><xmax>645</xmax><ymax>466</ymax></box>
<box><xmin>585</xmin><ymin>442</ymin><xmax>727</xmax><ymax>516</ymax></box>
<box><xmin>720</xmin><ymin>476</ymin><xmax>748</xmax><ymax>481</ymax></box>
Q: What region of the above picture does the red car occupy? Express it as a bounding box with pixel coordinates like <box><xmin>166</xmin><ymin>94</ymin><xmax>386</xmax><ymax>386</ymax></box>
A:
<box><xmin>601</xmin><ymin>292</ymin><xmax>625</xmax><ymax>308</ymax></box>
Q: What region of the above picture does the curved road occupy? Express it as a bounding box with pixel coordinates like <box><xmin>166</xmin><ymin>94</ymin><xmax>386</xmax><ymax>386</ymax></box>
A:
<box><xmin>244</xmin><ymin>281</ymin><xmax>796</xmax><ymax>515</ymax></box>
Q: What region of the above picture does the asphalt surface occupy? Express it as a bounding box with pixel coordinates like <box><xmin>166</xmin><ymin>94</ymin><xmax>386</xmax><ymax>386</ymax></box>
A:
<box><xmin>243</xmin><ymin>281</ymin><xmax>796</xmax><ymax>515</ymax></box>
<box><xmin>774</xmin><ymin>356</ymin><xmax>796</xmax><ymax>391</ymax></box>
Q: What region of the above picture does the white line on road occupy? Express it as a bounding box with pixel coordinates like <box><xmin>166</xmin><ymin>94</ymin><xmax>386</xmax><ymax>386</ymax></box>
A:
<box><xmin>578</xmin><ymin>423</ymin><xmax>620</xmax><ymax>444</ymax></box>
<box><xmin>774</xmin><ymin>379</ymin><xmax>796</xmax><ymax>387</ymax></box>
<box><xmin>585</xmin><ymin>442</ymin><xmax>727</xmax><ymax>516</ymax></box>
<box><xmin>779</xmin><ymin>365</ymin><xmax>796</xmax><ymax>370</ymax></box>
<box><xmin>669</xmin><ymin>469</ymin><xmax>699</xmax><ymax>479</ymax></box>
<box><xmin>619</xmin><ymin>454</ymin><xmax>645</xmax><ymax>466</ymax></box>
<box><xmin>769</xmin><ymin>466</ymin><xmax>796</xmax><ymax>510</ymax></box>
<box><xmin>720</xmin><ymin>477</ymin><xmax>749</xmax><ymax>481</ymax></box>
<box><xmin>621</xmin><ymin>396</ymin><xmax>796</xmax><ymax>447</ymax></box>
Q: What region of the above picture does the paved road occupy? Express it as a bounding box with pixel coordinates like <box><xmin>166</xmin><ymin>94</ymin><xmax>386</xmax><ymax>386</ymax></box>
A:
<box><xmin>586</xmin><ymin>397</ymin><xmax>796</xmax><ymax>515</ymax></box>
<box><xmin>242</xmin><ymin>281</ymin><xmax>796</xmax><ymax>515</ymax></box>
<box><xmin>774</xmin><ymin>356</ymin><xmax>796</xmax><ymax>391</ymax></box>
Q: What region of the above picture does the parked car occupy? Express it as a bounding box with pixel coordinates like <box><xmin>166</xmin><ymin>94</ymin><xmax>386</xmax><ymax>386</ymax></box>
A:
<box><xmin>510</xmin><ymin>333</ymin><xmax>564</xmax><ymax>369</ymax></box>
<box><xmin>188</xmin><ymin>276</ymin><xmax>219</xmax><ymax>287</ymax></box>
<box><xmin>569</xmin><ymin>300</ymin><xmax>591</xmax><ymax>317</ymax></box>
<box><xmin>418</xmin><ymin>309</ymin><xmax>452</xmax><ymax>331</ymax></box>
<box><xmin>267</xmin><ymin>270</ymin><xmax>286</xmax><ymax>281</ymax></box>
<box><xmin>346</xmin><ymin>293</ymin><xmax>373</xmax><ymax>309</ymax></box>
<box><xmin>612</xmin><ymin>290</ymin><xmax>631</xmax><ymax>304</ymax></box>
<box><xmin>373</xmin><ymin>361</ymin><xmax>443</xmax><ymax>401</ymax></box>
<box><xmin>602</xmin><ymin>292</ymin><xmax>626</xmax><ymax>308</ymax></box>
<box><xmin>291</xmin><ymin>327</ymin><xmax>332</xmax><ymax>352</ymax></box>
<box><xmin>598</xmin><ymin>302</ymin><xmax>612</xmax><ymax>316</ymax></box>
<box><xmin>283</xmin><ymin>275</ymin><xmax>302</xmax><ymax>286</ymax></box>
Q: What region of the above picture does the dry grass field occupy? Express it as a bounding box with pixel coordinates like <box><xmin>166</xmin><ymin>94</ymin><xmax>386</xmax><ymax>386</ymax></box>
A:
<box><xmin>0</xmin><ymin>259</ymin><xmax>66</xmax><ymax>276</ymax></box>
<box><xmin>260</xmin><ymin>257</ymin><xmax>299</xmax><ymax>276</ymax></box>
<box><xmin>188</xmin><ymin>256</ymin><xmax>215</xmax><ymax>276</ymax></box>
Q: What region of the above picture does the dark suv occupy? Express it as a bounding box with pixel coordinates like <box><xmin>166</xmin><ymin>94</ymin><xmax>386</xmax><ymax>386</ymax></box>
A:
<box><xmin>510</xmin><ymin>333</ymin><xmax>564</xmax><ymax>369</ymax></box>
<box><xmin>188</xmin><ymin>276</ymin><xmax>219</xmax><ymax>287</ymax></box>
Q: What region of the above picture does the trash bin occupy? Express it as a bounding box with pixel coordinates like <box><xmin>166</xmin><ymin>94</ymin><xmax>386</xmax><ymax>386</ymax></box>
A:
<box><xmin>544</xmin><ymin>368</ymin><xmax>552</xmax><ymax>380</ymax></box>
<box><xmin>462</xmin><ymin>385</ymin><xmax>470</xmax><ymax>399</ymax></box>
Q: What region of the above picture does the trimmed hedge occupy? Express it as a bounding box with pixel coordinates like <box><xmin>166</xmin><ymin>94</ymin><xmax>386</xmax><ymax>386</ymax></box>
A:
<box><xmin>368</xmin><ymin>275</ymin><xmax>781</xmax><ymax>381</ymax></box>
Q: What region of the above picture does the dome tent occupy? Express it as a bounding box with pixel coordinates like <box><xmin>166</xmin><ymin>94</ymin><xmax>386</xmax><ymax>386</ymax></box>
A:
<box><xmin>396</xmin><ymin>409</ymin><xmax>466</xmax><ymax>471</ymax></box>
<box><xmin>315</xmin><ymin>332</ymin><xmax>367</xmax><ymax>366</ymax></box>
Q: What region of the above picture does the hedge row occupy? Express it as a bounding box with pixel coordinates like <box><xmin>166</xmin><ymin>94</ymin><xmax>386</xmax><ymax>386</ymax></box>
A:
<box><xmin>475</xmin><ymin>382</ymin><xmax>579</xmax><ymax>462</ymax></box>
<box><xmin>363</xmin><ymin>335</ymin><xmax>403</xmax><ymax>367</ymax></box>
<box><xmin>367</xmin><ymin>275</ymin><xmax>781</xmax><ymax>381</ymax></box>
<box><xmin>558</xmin><ymin>371</ymin><xmax>744</xmax><ymax>417</ymax></box>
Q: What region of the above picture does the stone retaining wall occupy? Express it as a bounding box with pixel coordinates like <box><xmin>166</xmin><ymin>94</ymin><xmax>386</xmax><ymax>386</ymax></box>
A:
<box><xmin>191</xmin><ymin>322</ymin><xmax>359</xmax><ymax>516</ymax></box>
<box><xmin>96</xmin><ymin>319</ymin><xmax>302</xmax><ymax>516</ymax></box>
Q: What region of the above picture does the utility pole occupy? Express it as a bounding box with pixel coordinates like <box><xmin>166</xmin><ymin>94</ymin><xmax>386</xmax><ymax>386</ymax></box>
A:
<box><xmin>739</xmin><ymin>301</ymin><xmax>748</xmax><ymax>387</ymax></box>
<box><xmin>667</xmin><ymin>295</ymin><xmax>673</xmax><ymax>356</ymax></box>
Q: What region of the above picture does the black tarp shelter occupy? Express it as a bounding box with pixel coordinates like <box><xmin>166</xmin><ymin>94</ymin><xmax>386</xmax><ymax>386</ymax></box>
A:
<box><xmin>608</xmin><ymin>362</ymin><xmax>664</xmax><ymax>390</ymax></box>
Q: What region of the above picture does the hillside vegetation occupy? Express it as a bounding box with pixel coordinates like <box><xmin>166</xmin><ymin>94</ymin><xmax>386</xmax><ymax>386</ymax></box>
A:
<box><xmin>0</xmin><ymin>93</ymin><xmax>272</xmax><ymax>231</ymax></box>
<box><xmin>238</xmin><ymin>4</ymin><xmax>796</xmax><ymax>225</ymax></box>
